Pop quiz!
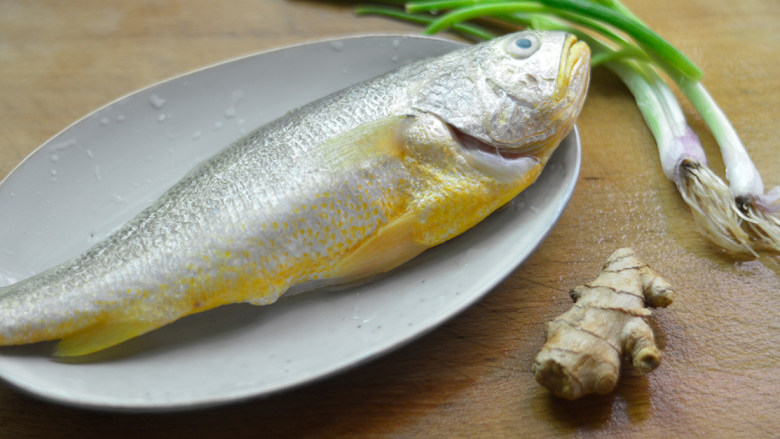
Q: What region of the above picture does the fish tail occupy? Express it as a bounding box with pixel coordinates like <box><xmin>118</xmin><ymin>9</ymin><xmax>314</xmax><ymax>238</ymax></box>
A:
<box><xmin>0</xmin><ymin>277</ymin><xmax>93</xmax><ymax>354</ymax></box>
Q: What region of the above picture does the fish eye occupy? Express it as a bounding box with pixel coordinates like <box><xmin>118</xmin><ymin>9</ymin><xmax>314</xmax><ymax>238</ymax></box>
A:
<box><xmin>506</xmin><ymin>34</ymin><xmax>540</xmax><ymax>59</ymax></box>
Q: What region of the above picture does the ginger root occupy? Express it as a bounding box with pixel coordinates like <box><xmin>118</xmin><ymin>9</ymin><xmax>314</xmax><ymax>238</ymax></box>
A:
<box><xmin>533</xmin><ymin>248</ymin><xmax>673</xmax><ymax>400</ymax></box>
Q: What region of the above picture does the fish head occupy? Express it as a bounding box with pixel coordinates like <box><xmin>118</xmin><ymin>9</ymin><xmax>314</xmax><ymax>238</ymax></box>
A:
<box><xmin>412</xmin><ymin>31</ymin><xmax>590</xmax><ymax>167</ymax></box>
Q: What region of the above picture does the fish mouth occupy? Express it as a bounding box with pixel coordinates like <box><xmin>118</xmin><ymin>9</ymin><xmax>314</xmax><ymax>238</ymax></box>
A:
<box><xmin>554</xmin><ymin>35</ymin><xmax>590</xmax><ymax>102</ymax></box>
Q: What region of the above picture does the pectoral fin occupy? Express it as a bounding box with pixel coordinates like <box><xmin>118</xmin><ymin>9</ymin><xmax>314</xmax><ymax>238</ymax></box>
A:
<box><xmin>329</xmin><ymin>210</ymin><xmax>427</xmax><ymax>282</ymax></box>
<box><xmin>55</xmin><ymin>319</ymin><xmax>163</xmax><ymax>357</ymax></box>
<box><xmin>318</xmin><ymin>115</ymin><xmax>413</xmax><ymax>168</ymax></box>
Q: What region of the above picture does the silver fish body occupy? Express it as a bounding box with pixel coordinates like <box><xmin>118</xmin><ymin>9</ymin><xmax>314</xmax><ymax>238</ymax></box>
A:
<box><xmin>0</xmin><ymin>31</ymin><xmax>590</xmax><ymax>355</ymax></box>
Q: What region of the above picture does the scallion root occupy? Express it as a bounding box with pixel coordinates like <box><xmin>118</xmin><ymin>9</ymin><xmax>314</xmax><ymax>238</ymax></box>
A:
<box><xmin>676</xmin><ymin>161</ymin><xmax>756</xmax><ymax>254</ymax></box>
<box><xmin>678</xmin><ymin>81</ymin><xmax>780</xmax><ymax>254</ymax></box>
<box><xmin>738</xmin><ymin>196</ymin><xmax>780</xmax><ymax>253</ymax></box>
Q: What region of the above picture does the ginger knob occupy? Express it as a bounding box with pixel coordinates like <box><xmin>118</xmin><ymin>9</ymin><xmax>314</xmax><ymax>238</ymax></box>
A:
<box><xmin>533</xmin><ymin>248</ymin><xmax>673</xmax><ymax>400</ymax></box>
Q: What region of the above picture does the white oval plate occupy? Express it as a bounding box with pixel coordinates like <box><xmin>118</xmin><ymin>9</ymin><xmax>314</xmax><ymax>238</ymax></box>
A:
<box><xmin>0</xmin><ymin>35</ymin><xmax>580</xmax><ymax>411</ymax></box>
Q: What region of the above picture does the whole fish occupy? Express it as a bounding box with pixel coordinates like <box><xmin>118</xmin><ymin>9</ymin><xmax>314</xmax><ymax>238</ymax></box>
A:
<box><xmin>0</xmin><ymin>31</ymin><xmax>590</xmax><ymax>356</ymax></box>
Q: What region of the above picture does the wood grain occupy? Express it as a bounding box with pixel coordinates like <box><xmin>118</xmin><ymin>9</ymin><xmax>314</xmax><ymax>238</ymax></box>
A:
<box><xmin>0</xmin><ymin>0</ymin><xmax>778</xmax><ymax>437</ymax></box>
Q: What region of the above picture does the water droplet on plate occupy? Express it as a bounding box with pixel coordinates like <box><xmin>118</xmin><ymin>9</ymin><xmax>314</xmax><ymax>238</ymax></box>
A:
<box><xmin>149</xmin><ymin>94</ymin><xmax>167</xmax><ymax>109</ymax></box>
<box><xmin>224</xmin><ymin>90</ymin><xmax>244</xmax><ymax>119</ymax></box>
<box><xmin>329</xmin><ymin>41</ymin><xmax>345</xmax><ymax>52</ymax></box>
<box><xmin>50</xmin><ymin>139</ymin><xmax>77</xmax><ymax>152</ymax></box>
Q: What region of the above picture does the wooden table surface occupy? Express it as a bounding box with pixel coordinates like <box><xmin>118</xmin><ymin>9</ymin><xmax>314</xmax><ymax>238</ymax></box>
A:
<box><xmin>0</xmin><ymin>0</ymin><xmax>778</xmax><ymax>437</ymax></box>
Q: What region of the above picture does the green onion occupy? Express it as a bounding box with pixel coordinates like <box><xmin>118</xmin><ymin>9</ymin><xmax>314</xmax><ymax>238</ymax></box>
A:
<box><xmin>406</xmin><ymin>0</ymin><xmax>701</xmax><ymax>81</ymax></box>
<box><xmin>357</xmin><ymin>0</ymin><xmax>779</xmax><ymax>254</ymax></box>
<box><xmin>605</xmin><ymin>60</ymin><xmax>759</xmax><ymax>253</ymax></box>
<box><xmin>491</xmin><ymin>9</ymin><xmax>761</xmax><ymax>252</ymax></box>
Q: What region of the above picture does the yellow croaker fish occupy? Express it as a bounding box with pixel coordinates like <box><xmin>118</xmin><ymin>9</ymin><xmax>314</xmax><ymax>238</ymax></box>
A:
<box><xmin>0</xmin><ymin>31</ymin><xmax>589</xmax><ymax>356</ymax></box>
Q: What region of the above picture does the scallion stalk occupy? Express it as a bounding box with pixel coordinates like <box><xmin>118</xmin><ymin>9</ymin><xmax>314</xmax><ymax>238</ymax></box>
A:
<box><xmin>605</xmin><ymin>61</ymin><xmax>757</xmax><ymax>253</ymax></box>
<box><xmin>493</xmin><ymin>10</ymin><xmax>759</xmax><ymax>253</ymax></box>
<box><xmin>407</xmin><ymin>0</ymin><xmax>701</xmax><ymax>81</ymax></box>
<box><xmin>595</xmin><ymin>0</ymin><xmax>780</xmax><ymax>252</ymax></box>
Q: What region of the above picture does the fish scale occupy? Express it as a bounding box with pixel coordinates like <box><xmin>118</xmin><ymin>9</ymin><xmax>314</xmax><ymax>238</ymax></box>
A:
<box><xmin>0</xmin><ymin>31</ymin><xmax>590</xmax><ymax>356</ymax></box>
